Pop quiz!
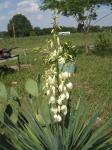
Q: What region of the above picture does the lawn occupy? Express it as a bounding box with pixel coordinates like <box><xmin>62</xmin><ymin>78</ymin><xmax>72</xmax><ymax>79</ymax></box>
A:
<box><xmin>0</xmin><ymin>32</ymin><xmax>112</xmax><ymax>116</ymax></box>
<box><xmin>0</xmin><ymin>32</ymin><xmax>112</xmax><ymax>48</ymax></box>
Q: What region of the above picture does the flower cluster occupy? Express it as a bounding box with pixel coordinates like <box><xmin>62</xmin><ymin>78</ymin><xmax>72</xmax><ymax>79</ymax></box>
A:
<box><xmin>45</xmin><ymin>62</ymin><xmax>73</xmax><ymax>122</ymax></box>
<box><xmin>44</xmin><ymin>15</ymin><xmax>74</xmax><ymax>123</ymax></box>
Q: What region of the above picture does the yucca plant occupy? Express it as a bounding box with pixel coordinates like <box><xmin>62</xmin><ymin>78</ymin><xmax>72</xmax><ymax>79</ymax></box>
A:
<box><xmin>0</xmin><ymin>12</ymin><xmax>112</xmax><ymax>150</ymax></box>
<box><xmin>2</xmin><ymin>97</ymin><xmax>112</xmax><ymax>150</ymax></box>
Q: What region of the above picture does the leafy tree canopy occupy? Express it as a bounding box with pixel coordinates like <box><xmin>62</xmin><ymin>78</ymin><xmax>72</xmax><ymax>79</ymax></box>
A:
<box><xmin>7</xmin><ymin>14</ymin><xmax>33</xmax><ymax>37</ymax></box>
<box><xmin>41</xmin><ymin>0</ymin><xmax>112</xmax><ymax>54</ymax></box>
<box><xmin>41</xmin><ymin>0</ymin><xmax>112</xmax><ymax>31</ymax></box>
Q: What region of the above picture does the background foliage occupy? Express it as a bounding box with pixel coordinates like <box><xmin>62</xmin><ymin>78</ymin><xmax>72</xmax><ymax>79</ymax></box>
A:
<box><xmin>7</xmin><ymin>14</ymin><xmax>33</xmax><ymax>37</ymax></box>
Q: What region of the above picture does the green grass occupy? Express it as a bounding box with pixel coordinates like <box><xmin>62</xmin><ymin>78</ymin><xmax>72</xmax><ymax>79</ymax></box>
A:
<box><xmin>0</xmin><ymin>32</ymin><xmax>112</xmax><ymax>48</ymax></box>
<box><xmin>0</xmin><ymin>32</ymin><xmax>112</xmax><ymax>116</ymax></box>
<box><xmin>75</xmin><ymin>54</ymin><xmax>112</xmax><ymax>116</ymax></box>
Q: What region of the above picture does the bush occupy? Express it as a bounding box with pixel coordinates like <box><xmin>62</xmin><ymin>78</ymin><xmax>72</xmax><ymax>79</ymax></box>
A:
<box><xmin>94</xmin><ymin>33</ymin><xmax>112</xmax><ymax>55</ymax></box>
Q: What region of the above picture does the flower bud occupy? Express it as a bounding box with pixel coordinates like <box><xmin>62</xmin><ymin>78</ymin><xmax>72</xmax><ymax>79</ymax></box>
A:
<box><xmin>52</xmin><ymin>86</ymin><xmax>55</xmax><ymax>95</ymax></box>
<box><xmin>48</xmin><ymin>76</ymin><xmax>55</xmax><ymax>85</ymax></box>
<box><xmin>52</xmin><ymin>50</ymin><xmax>57</xmax><ymax>57</ymax></box>
<box><xmin>46</xmin><ymin>83</ymin><xmax>49</xmax><ymax>88</ymax></box>
<box><xmin>57</xmin><ymin>106</ymin><xmax>61</xmax><ymax>113</ymax></box>
<box><xmin>59</xmin><ymin>46</ymin><xmax>62</xmax><ymax>52</ymax></box>
<box><xmin>59</xmin><ymin>73</ymin><xmax>63</xmax><ymax>80</ymax></box>
<box><xmin>63</xmin><ymin>86</ymin><xmax>67</xmax><ymax>92</ymax></box>
<box><xmin>68</xmin><ymin>73</ymin><xmax>71</xmax><ymax>77</ymax></box>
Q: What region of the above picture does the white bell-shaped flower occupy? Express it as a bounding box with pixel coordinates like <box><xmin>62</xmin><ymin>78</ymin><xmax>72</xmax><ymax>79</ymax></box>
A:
<box><xmin>59</xmin><ymin>83</ymin><xmax>64</xmax><ymax>92</ymax></box>
<box><xmin>54</xmin><ymin>114</ymin><xmax>58</xmax><ymax>122</ymax></box>
<box><xmin>60</xmin><ymin>93</ymin><xmax>66</xmax><ymax>101</ymax></box>
<box><xmin>46</xmin><ymin>90</ymin><xmax>50</xmax><ymax>95</ymax></box>
<box><xmin>63</xmin><ymin>86</ymin><xmax>67</xmax><ymax>92</ymax></box>
<box><xmin>54</xmin><ymin>114</ymin><xmax>62</xmax><ymax>122</ymax></box>
<box><xmin>61</xmin><ymin>105</ymin><xmax>67</xmax><ymax>116</ymax></box>
<box><xmin>61</xmin><ymin>72</ymin><xmax>69</xmax><ymax>80</ymax></box>
<box><xmin>63</xmin><ymin>110</ymin><xmax>67</xmax><ymax>116</ymax></box>
<box><xmin>65</xmin><ymin>92</ymin><xmax>69</xmax><ymax>99</ymax></box>
<box><xmin>57</xmin><ymin>98</ymin><xmax>63</xmax><ymax>105</ymax></box>
<box><xmin>57</xmin><ymin>114</ymin><xmax>62</xmax><ymax>122</ymax></box>
<box><xmin>49</xmin><ymin>96</ymin><xmax>55</xmax><ymax>104</ymax></box>
<box><xmin>66</xmin><ymin>82</ymin><xmax>73</xmax><ymax>90</ymax></box>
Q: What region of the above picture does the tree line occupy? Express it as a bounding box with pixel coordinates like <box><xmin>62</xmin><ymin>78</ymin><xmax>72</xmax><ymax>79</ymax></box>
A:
<box><xmin>0</xmin><ymin>14</ymin><xmax>112</xmax><ymax>38</ymax></box>
<box><xmin>0</xmin><ymin>25</ymin><xmax>112</xmax><ymax>38</ymax></box>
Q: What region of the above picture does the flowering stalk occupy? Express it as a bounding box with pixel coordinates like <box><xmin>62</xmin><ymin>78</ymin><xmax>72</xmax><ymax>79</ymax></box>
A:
<box><xmin>44</xmin><ymin>13</ymin><xmax>74</xmax><ymax>124</ymax></box>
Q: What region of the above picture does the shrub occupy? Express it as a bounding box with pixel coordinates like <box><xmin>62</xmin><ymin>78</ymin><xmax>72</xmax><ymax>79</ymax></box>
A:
<box><xmin>94</xmin><ymin>33</ymin><xmax>112</xmax><ymax>55</ymax></box>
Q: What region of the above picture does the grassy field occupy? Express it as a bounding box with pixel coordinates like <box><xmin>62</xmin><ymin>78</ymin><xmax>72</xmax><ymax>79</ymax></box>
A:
<box><xmin>0</xmin><ymin>32</ymin><xmax>112</xmax><ymax>48</ymax></box>
<box><xmin>0</xmin><ymin>32</ymin><xmax>112</xmax><ymax>117</ymax></box>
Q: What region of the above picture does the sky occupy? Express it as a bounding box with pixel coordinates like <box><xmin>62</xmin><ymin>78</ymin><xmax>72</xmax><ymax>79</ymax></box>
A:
<box><xmin>0</xmin><ymin>0</ymin><xmax>112</xmax><ymax>31</ymax></box>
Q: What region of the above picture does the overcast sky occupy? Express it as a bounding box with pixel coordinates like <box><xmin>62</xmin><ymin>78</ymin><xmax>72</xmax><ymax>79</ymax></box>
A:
<box><xmin>0</xmin><ymin>0</ymin><xmax>112</xmax><ymax>31</ymax></box>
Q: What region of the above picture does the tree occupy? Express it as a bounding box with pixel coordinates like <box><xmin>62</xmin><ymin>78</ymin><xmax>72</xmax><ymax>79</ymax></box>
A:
<box><xmin>34</xmin><ymin>27</ymin><xmax>41</xmax><ymax>35</ymax></box>
<box><xmin>42</xmin><ymin>0</ymin><xmax>111</xmax><ymax>32</ymax></box>
<box><xmin>7</xmin><ymin>14</ymin><xmax>33</xmax><ymax>37</ymax></box>
<box><xmin>41</xmin><ymin>0</ymin><xmax>112</xmax><ymax>53</ymax></box>
<box><xmin>0</xmin><ymin>31</ymin><xmax>9</xmax><ymax>38</ymax></box>
<box><xmin>89</xmin><ymin>25</ymin><xmax>101</xmax><ymax>32</ymax></box>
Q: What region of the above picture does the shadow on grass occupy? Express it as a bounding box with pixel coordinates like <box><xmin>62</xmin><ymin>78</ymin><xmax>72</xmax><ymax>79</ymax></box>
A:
<box><xmin>0</xmin><ymin>65</ymin><xmax>16</xmax><ymax>76</ymax></box>
<box><xmin>92</xmin><ymin>48</ymin><xmax>112</xmax><ymax>58</ymax></box>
